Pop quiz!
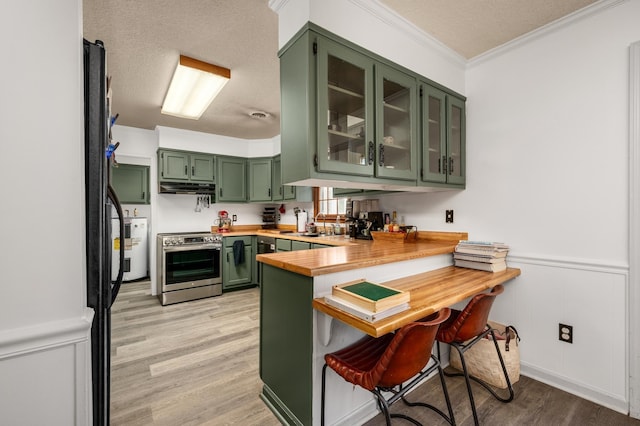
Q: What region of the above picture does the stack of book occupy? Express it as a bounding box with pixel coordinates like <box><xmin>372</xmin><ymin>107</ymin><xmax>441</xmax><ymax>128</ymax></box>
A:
<box><xmin>454</xmin><ymin>240</ymin><xmax>510</xmax><ymax>272</ymax></box>
<box><xmin>324</xmin><ymin>279</ymin><xmax>410</xmax><ymax>322</ymax></box>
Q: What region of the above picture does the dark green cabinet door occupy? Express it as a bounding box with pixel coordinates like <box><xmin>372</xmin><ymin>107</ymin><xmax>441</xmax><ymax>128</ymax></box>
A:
<box><xmin>223</xmin><ymin>246</ymin><xmax>253</xmax><ymax>289</ymax></box>
<box><xmin>291</xmin><ymin>241</ymin><xmax>311</xmax><ymax>251</ymax></box>
<box><xmin>249</xmin><ymin>158</ymin><xmax>273</xmax><ymax>202</ymax></box>
<box><xmin>223</xmin><ymin>236</ymin><xmax>253</xmax><ymax>289</ymax></box>
<box><xmin>421</xmin><ymin>85</ymin><xmax>447</xmax><ymax>183</ymax></box>
<box><xmin>316</xmin><ymin>37</ymin><xmax>375</xmax><ymax>176</ymax></box>
<box><xmin>159</xmin><ymin>150</ymin><xmax>189</xmax><ymax>181</ymax></box>
<box><xmin>190</xmin><ymin>153</ymin><xmax>215</xmax><ymax>183</ymax></box>
<box><xmin>111</xmin><ymin>164</ymin><xmax>149</xmax><ymax>204</ymax></box>
<box><xmin>271</xmin><ymin>156</ymin><xmax>296</xmax><ymax>201</ymax></box>
<box><xmin>276</xmin><ymin>239</ymin><xmax>291</xmax><ymax>252</ymax></box>
<box><xmin>447</xmin><ymin>96</ymin><xmax>466</xmax><ymax>185</ymax></box>
<box><xmin>419</xmin><ymin>83</ymin><xmax>465</xmax><ymax>186</ymax></box>
<box><xmin>311</xmin><ymin>243</ymin><xmax>332</xmax><ymax>249</ymax></box>
<box><xmin>375</xmin><ymin>63</ymin><xmax>418</xmax><ymax>180</ymax></box>
<box><xmin>216</xmin><ymin>156</ymin><xmax>247</xmax><ymax>202</ymax></box>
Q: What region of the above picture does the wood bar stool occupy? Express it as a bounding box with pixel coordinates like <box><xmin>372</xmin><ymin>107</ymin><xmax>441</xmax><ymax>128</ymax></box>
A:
<box><xmin>321</xmin><ymin>308</ymin><xmax>455</xmax><ymax>426</ymax></box>
<box><xmin>436</xmin><ymin>285</ymin><xmax>514</xmax><ymax>426</ymax></box>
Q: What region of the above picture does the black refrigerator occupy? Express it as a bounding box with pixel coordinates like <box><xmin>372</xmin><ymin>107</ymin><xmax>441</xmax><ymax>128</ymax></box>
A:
<box><xmin>84</xmin><ymin>38</ymin><xmax>125</xmax><ymax>426</ymax></box>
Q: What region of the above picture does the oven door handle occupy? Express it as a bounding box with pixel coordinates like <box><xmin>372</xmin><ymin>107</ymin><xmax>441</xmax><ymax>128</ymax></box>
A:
<box><xmin>162</xmin><ymin>244</ymin><xmax>222</xmax><ymax>253</ymax></box>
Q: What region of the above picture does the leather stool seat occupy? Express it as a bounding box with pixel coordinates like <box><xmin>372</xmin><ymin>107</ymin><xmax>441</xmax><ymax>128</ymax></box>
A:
<box><xmin>321</xmin><ymin>308</ymin><xmax>456</xmax><ymax>425</ymax></box>
<box><xmin>436</xmin><ymin>285</ymin><xmax>514</xmax><ymax>425</ymax></box>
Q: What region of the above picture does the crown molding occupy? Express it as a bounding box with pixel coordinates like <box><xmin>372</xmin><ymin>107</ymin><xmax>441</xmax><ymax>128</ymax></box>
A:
<box><xmin>468</xmin><ymin>0</ymin><xmax>629</xmax><ymax>68</ymax></box>
<box><xmin>267</xmin><ymin>0</ymin><xmax>289</xmax><ymax>14</ymax></box>
<box><xmin>349</xmin><ymin>0</ymin><xmax>467</xmax><ymax>68</ymax></box>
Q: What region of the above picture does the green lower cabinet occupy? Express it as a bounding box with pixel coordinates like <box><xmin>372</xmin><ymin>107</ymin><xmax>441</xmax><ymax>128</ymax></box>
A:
<box><xmin>291</xmin><ymin>241</ymin><xmax>311</xmax><ymax>251</ymax></box>
<box><xmin>259</xmin><ymin>265</ymin><xmax>313</xmax><ymax>425</ymax></box>
<box><xmin>311</xmin><ymin>243</ymin><xmax>332</xmax><ymax>249</ymax></box>
<box><xmin>276</xmin><ymin>239</ymin><xmax>292</xmax><ymax>252</ymax></box>
<box><xmin>222</xmin><ymin>236</ymin><xmax>254</xmax><ymax>290</ymax></box>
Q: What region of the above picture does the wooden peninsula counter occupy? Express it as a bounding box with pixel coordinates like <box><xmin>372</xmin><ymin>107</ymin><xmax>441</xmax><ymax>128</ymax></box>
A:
<box><xmin>256</xmin><ymin>231</ymin><xmax>520</xmax><ymax>426</ymax></box>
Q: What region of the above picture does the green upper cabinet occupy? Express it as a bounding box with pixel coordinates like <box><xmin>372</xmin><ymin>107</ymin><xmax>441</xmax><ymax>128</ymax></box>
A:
<box><xmin>271</xmin><ymin>156</ymin><xmax>296</xmax><ymax>201</ymax></box>
<box><xmin>419</xmin><ymin>83</ymin><xmax>465</xmax><ymax>187</ymax></box>
<box><xmin>158</xmin><ymin>149</ymin><xmax>215</xmax><ymax>183</ymax></box>
<box><xmin>316</xmin><ymin>37</ymin><xmax>375</xmax><ymax>176</ymax></box>
<box><xmin>317</xmin><ymin>37</ymin><xmax>417</xmax><ymax>181</ymax></box>
<box><xmin>111</xmin><ymin>164</ymin><xmax>149</xmax><ymax>204</ymax></box>
<box><xmin>216</xmin><ymin>156</ymin><xmax>247</xmax><ymax>202</ymax></box>
<box><xmin>190</xmin><ymin>153</ymin><xmax>216</xmax><ymax>182</ymax></box>
<box><xmin>279</xmin><ymin>24</ymin><xmax>454</xmax><ymax>191</ymax></box>
<box><xmin>375</xmin><ymin>64</ymin><xmax>418</xmax><ymax>180</ymax></box>
<box><xmin>248</xmin><ymin>157</ymin><xmax>273</xmax><ymax>202</ymax></box>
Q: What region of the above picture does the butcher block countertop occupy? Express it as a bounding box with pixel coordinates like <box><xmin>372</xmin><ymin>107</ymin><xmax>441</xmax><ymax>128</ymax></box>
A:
<box><xmin>255</xmin><ymin>231</ymin><xmax>468</xmax><ymax>277</ymax></box>
<box><xmin>313</xmin><ymin>266</ymin><xmax>522</xmax><ymax>337</ymax></box>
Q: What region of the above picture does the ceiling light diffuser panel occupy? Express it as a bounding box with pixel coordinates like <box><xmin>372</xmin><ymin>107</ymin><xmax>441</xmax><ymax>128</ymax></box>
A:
<box><xmin>161</xmin><ymin>55</ymin><xmax>230</xmax><ymax>120</ymax></box>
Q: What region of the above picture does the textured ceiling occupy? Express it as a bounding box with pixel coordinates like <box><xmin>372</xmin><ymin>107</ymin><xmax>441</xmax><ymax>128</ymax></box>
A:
<box><xmin>379</xmin><ymin>0</ymin><xmax>598</xmax><ymax>59</ymax></box>
<box><xmin>83</xmin><ymin>0</ymin><xmax>597</xmax><ymax>141</ymax></box>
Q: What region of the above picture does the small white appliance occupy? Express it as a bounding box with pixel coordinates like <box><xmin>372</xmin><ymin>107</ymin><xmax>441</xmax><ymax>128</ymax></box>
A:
<box><xmin>111</xmin><ymin>217</ymin><xmax>148</xmax><ymax>281</ymax></box>
<box><xmin>296</xmin><ymin>210</ymin><xmax>307</xmax><ymax>232</ymax></box>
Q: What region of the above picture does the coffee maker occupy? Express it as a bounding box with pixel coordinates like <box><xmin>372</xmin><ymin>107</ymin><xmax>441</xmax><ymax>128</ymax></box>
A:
<box><xmin>350</xmin><ymin>211</ymin><xmax>384</xmax><ymax>240</ymax></box>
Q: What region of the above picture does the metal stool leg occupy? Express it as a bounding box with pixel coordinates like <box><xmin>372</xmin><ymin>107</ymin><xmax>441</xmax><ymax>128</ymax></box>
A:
<box><xmin>321</xmin><ymin>363</ymin><xmax>328</xmax><ymax>426</ymax></box>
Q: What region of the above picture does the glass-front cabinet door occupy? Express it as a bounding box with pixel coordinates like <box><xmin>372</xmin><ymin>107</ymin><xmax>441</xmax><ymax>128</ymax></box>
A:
<box><xmin>447</xmin><ymin>96</ymin><xmax>465</xmax><ymax>185</ymax></box>
<box><xmin>316</xmin><ymin>38</ymin><xmax>374</xmax><ymax>176</ymax></box>
<box><xmin>420</xmin><ymin>84</ymin><xmax>465</xmax><ymax>185</ymax></box>
<box><xmin>375</xmin><ymin>64</ymin><xmax>417</xmax><ymax>180</ymax></box>
<box><xmin>421</xmin><ymin>85</ymin><xmax>447</xmax><ymax>183</ymax></box>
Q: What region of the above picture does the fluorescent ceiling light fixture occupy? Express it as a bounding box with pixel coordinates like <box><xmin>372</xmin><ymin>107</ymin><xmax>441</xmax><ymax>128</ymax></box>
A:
<box><xmin>161</xmin><ymin>55</ymin><xmax>230</xmax><ymax>120</ymax></box>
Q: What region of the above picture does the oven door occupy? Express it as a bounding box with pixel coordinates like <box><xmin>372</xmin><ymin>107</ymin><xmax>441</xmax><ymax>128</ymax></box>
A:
<box><xmin>161</xmin><ymin>245</ymin><xmax>221</xmax><ymax>292</ymax></box>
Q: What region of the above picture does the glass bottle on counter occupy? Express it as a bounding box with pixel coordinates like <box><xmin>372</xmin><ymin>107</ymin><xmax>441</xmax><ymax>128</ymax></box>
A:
<box><xmin>391</xmin><ymin>211</ymin><xmax>400</xmax><ymax>232</ymax></box>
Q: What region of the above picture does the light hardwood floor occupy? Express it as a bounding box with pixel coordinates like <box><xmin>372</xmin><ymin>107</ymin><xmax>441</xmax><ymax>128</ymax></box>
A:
<box><xmin>111</xmin><ymin>280</ymin><xmax>639</xmax><ymax>426</ymax></box>
<box><xmin>110</xmin><ymin>280</ymin><xmax>279</xmax><ymax>425</ymax></box>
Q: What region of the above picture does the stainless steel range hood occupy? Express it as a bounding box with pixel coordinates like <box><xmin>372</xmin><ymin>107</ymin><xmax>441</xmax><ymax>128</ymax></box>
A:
<box><xmin>158</xmin><ymin>182</ymin><xmax>216</xmax><ymax>194</ymax></box>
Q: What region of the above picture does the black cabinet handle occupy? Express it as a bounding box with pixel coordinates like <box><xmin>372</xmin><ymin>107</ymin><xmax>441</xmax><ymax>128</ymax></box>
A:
<box><xmin>442</xmin><ymin>155</ymin><xmax>447</xmax><ymax>175</ymax></box>
<box><xmin>192</xmin><ymin>166</ymin><xmax>195</xmax><ymax>176</ymax></box>
<box><xmin>279</xmin><ymin>187</ymin><xmax>282</xmax><ymax>195</ymax></box>
<box><xmin>449</xmin><ymin>157</ymin><xmax>454</xmax><ymax>174</ymax></box>
<box><xmin>268</xmin><ymin>188</ymin><xmax>271</xmax><ymax>197</ymax></box>
<box><xmin>184</xmin><ymin>165</ymin><xmax>188</xmax><ymax>175</ymax></box>
<box><xmin>379</xmin><ymin>144</ymin><xmax>385</xmax><ymax>167</ymax></box>
<box><xmin>142</xmin><ymin>191</ymin><xmax>145</xmax><ymax>200</ymax></box>
<box><xmin>220</xmin><ymin>187</ymin><xmax>223</xmax><ymax>197</ymax></box>
<box><xmin>227</xmin><ymin>252</ymin><xmax>229</xmax><ymax>262</ymax></box>
<box><xmin>438</xmin><ymin>157</ymin><xmax>441</xmax><ymax>173</ymax></box>
<box><xmin>368</xmin><ymin>141</ymin><xmax>374</xmax><ymax>165</ymax></box>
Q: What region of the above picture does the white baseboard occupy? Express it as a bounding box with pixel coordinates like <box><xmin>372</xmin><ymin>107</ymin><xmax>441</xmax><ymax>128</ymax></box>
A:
<box><xmin>521</xmin><ymin>363</ymin><xmax>628</xmax><ymax>414</ymax></box>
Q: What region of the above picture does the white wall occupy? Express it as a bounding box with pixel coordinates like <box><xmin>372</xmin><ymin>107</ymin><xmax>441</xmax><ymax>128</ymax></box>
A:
<box><xmin>0</xmin><ymin>0</ymin><xmax>92</xmax><ymax>424</ymax></box>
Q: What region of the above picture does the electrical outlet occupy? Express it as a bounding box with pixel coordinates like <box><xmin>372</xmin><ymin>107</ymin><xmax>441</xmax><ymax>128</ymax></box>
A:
<box><xmin>559</xmin><ymin>323</ymin><xmax>573</xmax><ymax>343</ymax></box>
<box><xmin>445</xmin><ymin>210</ymin><xmax>454</xmax><ymax>223</ymax></box>
<box><xmin>232</xmin><ymin>214</ymin><xmax>238</xmax><ymax>222</ymax></box>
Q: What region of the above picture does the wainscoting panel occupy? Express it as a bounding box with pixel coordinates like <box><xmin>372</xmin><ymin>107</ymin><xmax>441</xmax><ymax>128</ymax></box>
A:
<box><xmin>490</xmin><ymin>255</ymin><xmax>628</xmax><ymax>413</ymax></box>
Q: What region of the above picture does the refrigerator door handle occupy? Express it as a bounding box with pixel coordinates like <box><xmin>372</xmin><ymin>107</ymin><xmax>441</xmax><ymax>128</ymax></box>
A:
<box><xmin>108</xmin><ymin>184</ymin><xmax>125</xmax><ymax>307</ymax></box>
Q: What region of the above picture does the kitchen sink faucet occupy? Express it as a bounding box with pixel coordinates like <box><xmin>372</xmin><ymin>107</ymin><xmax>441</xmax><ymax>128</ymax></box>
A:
<box><xmin>316</xmin><ymin>212</ymin><xmax>327</xmax><ymax>234</ymax></box>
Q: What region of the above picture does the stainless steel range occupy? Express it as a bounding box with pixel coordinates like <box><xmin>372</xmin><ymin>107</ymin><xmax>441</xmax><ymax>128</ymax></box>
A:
<box><xmin>157</xmin><ymin>232</ymin><xmax>222</xmax><ymax>305</ymax></box>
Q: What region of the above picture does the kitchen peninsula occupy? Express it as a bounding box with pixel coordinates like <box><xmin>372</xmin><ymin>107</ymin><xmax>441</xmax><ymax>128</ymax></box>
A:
<box><xmin>256</xmin><ymin>232</ymin><xmax>521</xmax><ymax>425</ymax></box>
